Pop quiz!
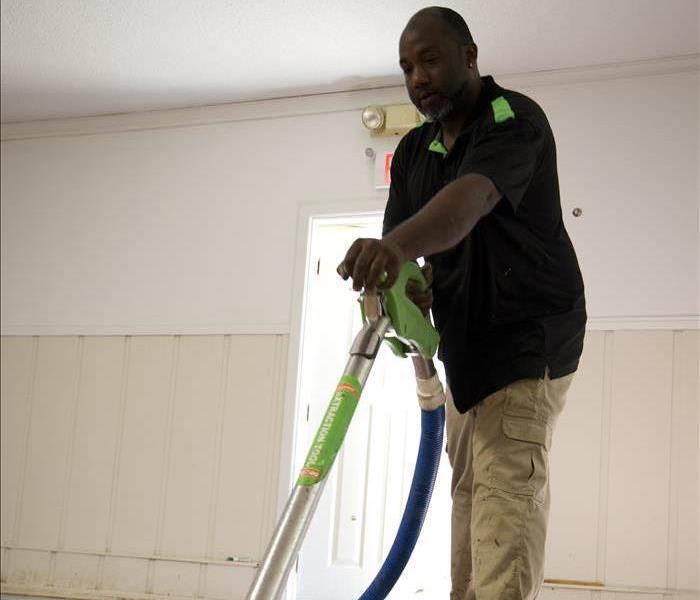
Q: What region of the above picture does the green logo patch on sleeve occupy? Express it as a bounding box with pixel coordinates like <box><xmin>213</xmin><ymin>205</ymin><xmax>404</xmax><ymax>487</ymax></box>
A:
<box><xmin>491</xmin><ymin>96</ymin><xmax>515</xmax><ymax>123</ymax></box>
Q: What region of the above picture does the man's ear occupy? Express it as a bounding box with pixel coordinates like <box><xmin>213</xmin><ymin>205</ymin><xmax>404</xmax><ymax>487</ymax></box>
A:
<box><xmin>464</xmin><ymin>42</ymin><xmax>478</xmax><ymax>66</ymax></box>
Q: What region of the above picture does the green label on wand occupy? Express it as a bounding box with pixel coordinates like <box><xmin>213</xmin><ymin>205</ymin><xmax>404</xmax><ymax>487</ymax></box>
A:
<box><xmin>297</xmin><ymin>375</ymin><xmax>363</xmax><ymax>486</ymax></box>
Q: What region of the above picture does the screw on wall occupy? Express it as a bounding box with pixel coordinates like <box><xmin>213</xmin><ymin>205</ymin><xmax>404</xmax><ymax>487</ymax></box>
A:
<box><xmin>572</xmin><ymin>207</ymin><xmax>583</xmax><ymax>217</ymax></box>
<box><xmin>365</xmin><ymin>147</ymin><xmax>376</xmax><ymax>160</ymax></box>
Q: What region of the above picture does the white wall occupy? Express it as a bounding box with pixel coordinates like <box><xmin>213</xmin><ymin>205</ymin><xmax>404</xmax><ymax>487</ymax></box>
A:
<box><xmin>545</xmin><ymin>330</ymin><xmax>698</xmax><ymax>597</ymax></box>
<box><xmin>0</xmin><ymin>96</ymin><xmax>390</xmax><ymax>335</ymax></box>
<box><xmin>1</xmin><ymin>59</ymin><xmax>698</xmax><ymax>335</ymax></box>
<box><xmin>1</xmin><ymin>335</ymin><xmax>288</xmax><ymax>596</ymax></box>
<box><xmin>1</xmin><ymin>331</ymin><xmax>697</xmax><ymax>599</ymax></box>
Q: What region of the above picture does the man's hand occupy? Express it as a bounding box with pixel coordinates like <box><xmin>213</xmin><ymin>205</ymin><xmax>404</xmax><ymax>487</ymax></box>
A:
<box><xmin>337</xmin><ymin>238</ymin><xmax>405</xmax><ymax>292</ymax></box>
<box><xmin>405</xmin><ymin>262</ymin><xmax>433</xmax><ymax>315</ymax></box>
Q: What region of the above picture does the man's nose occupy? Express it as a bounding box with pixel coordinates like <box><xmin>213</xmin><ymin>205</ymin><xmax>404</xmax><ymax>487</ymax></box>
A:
<box><xmin>410</xmin><ymin>65</ymin><xmax>430</xmax><ymax>88</ymax></box>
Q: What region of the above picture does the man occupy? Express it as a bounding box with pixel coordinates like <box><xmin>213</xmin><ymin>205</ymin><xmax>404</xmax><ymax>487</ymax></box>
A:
<box><xmin>337</xmin><ymin>6</ymin><xmax>586</xmax><ymax>600</ymax></box>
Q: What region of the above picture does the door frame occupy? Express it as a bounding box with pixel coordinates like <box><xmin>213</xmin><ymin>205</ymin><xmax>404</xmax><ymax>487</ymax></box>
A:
<box><xmin>275</xmin><ymin>198</ymin><xmax>384</xmax><ymax>599</ymax></box>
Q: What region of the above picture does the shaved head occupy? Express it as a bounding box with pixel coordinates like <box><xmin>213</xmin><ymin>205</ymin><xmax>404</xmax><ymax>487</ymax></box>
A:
<box><xmin>405</xmin><ymin>6</ymin><xmax>474</xmax><ymax>46</ymax></box>
<box><xmin>398</xmin><ymin>6</ymin><xmax>481</xmax><ymax>124</ymax></box>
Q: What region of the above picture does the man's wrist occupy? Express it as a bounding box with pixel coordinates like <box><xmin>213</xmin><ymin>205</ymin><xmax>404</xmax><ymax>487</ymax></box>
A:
<box><xmin>381</xmin><ymin>235</ymin><xmax>407</xmax><ymax>264</ymax></box>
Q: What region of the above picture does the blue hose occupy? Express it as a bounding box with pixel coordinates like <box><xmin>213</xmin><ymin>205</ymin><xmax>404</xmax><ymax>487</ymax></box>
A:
<box><xmin>358</xmin><ymin>405</ymin><xmax>445</xmax><ymax>600</ymax></box>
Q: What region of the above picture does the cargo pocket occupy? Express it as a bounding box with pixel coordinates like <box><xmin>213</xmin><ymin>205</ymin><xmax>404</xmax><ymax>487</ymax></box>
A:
<box><xmin>495</xmin><ymin>415</ymin><xmax>549</xmax><ymax>504</ymax></box>
<box><xmin>477</xmin><ymin>378</ymin><xmax>551</xmax><ymax>504</ymax></box>
<box><xmin>503</xmin><ymin>377</ymin><xmax>543</xmax><ymax>419</ymax></box>
<box><xmin>502</xmin><ymin>414</ymin><xmax>551</xmax><ymax>450</ymax></box>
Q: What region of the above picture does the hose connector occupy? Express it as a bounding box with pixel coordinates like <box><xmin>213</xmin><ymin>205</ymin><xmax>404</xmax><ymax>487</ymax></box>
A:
<box><xmin>416</xmin><ymin>374</ymin><xmax>446</xmax><ymax>411</ymax></box>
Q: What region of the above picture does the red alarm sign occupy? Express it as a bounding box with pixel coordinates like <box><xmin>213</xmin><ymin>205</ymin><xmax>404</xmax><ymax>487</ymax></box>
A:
<box><xmin>384</xmin><ymin>152</ymin><xmax>394</xmax><ymax>186</ymax></box>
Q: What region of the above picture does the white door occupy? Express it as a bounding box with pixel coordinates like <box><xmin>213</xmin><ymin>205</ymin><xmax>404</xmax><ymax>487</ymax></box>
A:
<box><xmin>295</xmin><ymin>216</ymin><xmax>451</xmax><ymax>600</ymax></box>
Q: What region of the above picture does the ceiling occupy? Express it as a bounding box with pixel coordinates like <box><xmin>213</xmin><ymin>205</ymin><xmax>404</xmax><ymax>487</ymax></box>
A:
<box><xmin>1</xmin><ymin>0</ymin><xmax>698</xmax><ymax>123</ymax></box>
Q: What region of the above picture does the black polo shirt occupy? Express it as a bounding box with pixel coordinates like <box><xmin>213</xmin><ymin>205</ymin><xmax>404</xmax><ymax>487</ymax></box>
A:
<box><xmin>383</xmin><ymin>76</ymin><xmax>586</xmax><ymax>413</ymax></box>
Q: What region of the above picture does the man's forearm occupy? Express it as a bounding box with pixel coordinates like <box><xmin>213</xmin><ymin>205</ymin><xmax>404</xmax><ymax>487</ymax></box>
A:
<box><xmin>383</xmin><ymin>173</ymin><xmax>502</xmax><ymax>261</ymax></box>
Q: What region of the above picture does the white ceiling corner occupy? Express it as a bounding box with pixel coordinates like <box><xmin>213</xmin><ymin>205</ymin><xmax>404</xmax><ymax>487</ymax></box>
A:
<box><xmin>1</xmin><ymin>0</ymin><xmax>698</xmax><ymax>122</ymax></box>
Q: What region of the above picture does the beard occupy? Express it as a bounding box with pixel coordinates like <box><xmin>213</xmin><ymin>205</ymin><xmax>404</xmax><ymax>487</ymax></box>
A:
<box><xmin>421</xmin><ymin>96</ymin><xmax>454</xmax><ymax>121</ymax></box>
<box><xmin>417</xmin><ymin>79</ymin><xmax>469</xmax><ymax>122</ymax></box>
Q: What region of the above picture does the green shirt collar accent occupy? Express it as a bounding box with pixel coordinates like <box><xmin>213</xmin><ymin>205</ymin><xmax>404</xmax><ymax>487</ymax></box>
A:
<box><xmin>428</xmin><ymin>131</ymin><xmax>448</xmax><ymax>156</ymax></box>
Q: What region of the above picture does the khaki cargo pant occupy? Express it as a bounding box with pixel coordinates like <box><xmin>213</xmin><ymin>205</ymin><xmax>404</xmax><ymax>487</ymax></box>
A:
<box><xmin>446</xmin><ymin>372</ymin><xmax>574</xmax><ymax>600</ymax></box>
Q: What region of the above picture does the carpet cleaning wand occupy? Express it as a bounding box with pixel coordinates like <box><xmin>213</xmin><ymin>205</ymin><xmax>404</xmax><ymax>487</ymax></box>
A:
<box><xmin>246</xmin><ymin>262</ymin><xmax>445</xmax><ymax>600</ymax></box>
